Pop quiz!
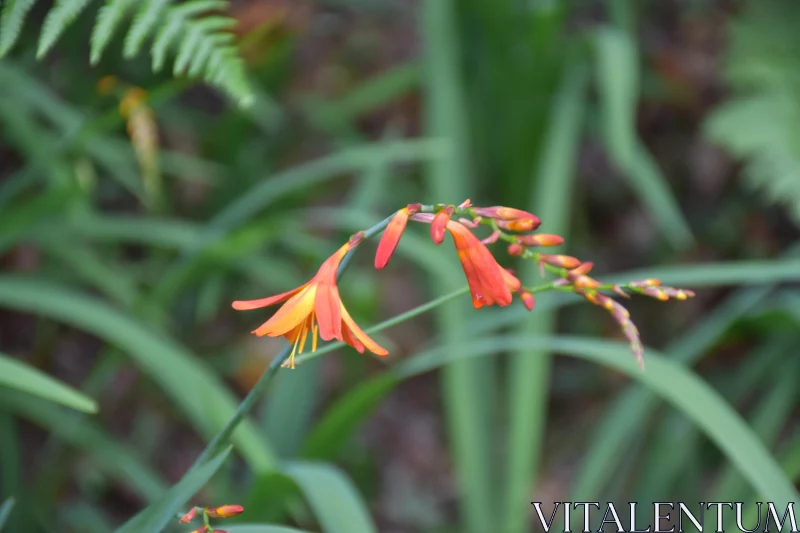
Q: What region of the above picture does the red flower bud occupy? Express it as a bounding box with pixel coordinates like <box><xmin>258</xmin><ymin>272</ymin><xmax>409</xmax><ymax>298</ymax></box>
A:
<box><xmin>507</xmin><ymin>243</ymin><xmax>524</xmax><ymax>256</ymax></box>
<box><xmin>205</xmin><ymin>505</ymin><xmax>244</xmax><ymax>518</ymax></box>
<box><xmin>516</xmin><ymin>234</ymin><xmax>563</xmax><ymax>247</ymax></box>
<box><xmin>179</xmin><ymin>508</ymin><xmax>198</xmax><ymax>523</ymax></box>
<box><xmin>539</xmin><ymin>254</ymin><xmax>581</xmax><ymax>269</ymax></box>
<box><xmin>496</xmin><ymin>219</ymin><xmax>539</xmax><ymax>233</ymax></box>
<box><xmin>520</xmin><ymin>291</ymin><xmax>535</xmax><ymax>311</ymax></box>
<box><xmin>431</xmin><ymin>207</ymin><xmax>454</xmax><ymax>245</ymax></box>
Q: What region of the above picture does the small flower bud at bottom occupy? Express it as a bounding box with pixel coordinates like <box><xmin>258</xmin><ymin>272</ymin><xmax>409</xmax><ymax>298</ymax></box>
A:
<box><xmin>205</xmin><ymin>505</ymin><xmax>244</xmax><ymax>518</ymax></box>
<box><xmin>179</xmin><ymin>508</ymin><xmax>198</xmax><ymax>523</ymax></box>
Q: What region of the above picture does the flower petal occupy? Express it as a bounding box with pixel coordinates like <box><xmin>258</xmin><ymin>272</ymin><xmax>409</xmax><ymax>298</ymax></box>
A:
<box><xmin>253</xmin><ymin>285</ymin><xmax>317</xmax><ymax>337</ymax></box>
<box><xmin>341</xmin><ymin>304</ymin><xmax>388</xmax><ymax>356</ymax></box>
<box><xmin>315</xmin><ymin>283</ymin><xmax>343</xmax><ymax>341</ymax></box>
<box><xmin>232</xmin><ymin>284</ymin><xmax>307</xmax><ymax>310</ymax></box>
<box><xmin>375</xmin><ymin>207</ymin><xmax>409</xmax><ymax>269</ymax></box>
<box><xmin>430</xmin><ymin>207</ymin><xmax>452</xmax><ymax>245</ymax></box>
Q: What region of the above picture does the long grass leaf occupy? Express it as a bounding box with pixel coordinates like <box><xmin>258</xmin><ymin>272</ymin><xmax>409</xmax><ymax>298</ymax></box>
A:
<box><xmin>284</xmin><ymin>462</ymin><xmax>377</xmax><ymax>533</ymax></box>
<box><xmin>504</xmin><ymin>60</ymin><xmax>588</xmax><ymax>533</ymax></box>
<box><xmin>0</xmin><ymin>353</ymin><xmax>98</xmax><ymax>413</ymax></box>
<box><xmin>0</xmin><ymin>498</ymin><xmax>14</xmax><ymax>531</ymax></box>
<box><xmin>594</xmin><ymin>26</ymin><xmax>694</xmax><ymax>248</ymax></box>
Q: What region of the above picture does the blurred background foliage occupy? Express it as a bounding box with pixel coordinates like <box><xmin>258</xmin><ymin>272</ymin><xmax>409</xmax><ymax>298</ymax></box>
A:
<box><xmin>1</xmin><ymin>0</ymin><xmax>799</xmax><ymax>532</ymax></box>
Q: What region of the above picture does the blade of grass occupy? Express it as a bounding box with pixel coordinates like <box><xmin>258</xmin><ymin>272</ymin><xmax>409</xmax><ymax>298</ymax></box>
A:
<box><xmin>0</xmin><ymin>353</ymin><xmax>98</xmax><ymax>413</ymax></box>
<box><xmin>593</xmin><ymin>26</ymin><xmax>694</xmax><ymax>248</ymax></box>
<box><xmin>0</xmin><ymin>498</ymin><xmax>14</xmax><ymax>531</ymax></box>
<box><xmin>0</xmin><ymin>277</ymin><xmax>276</xmax><ymax>473</ymax></box>
<box><xmin>228</xmin><ymin>527</ymin><xmax>313</xmax><ymax>533</ymax></box>
<box><xmin>284</xmin><ymin>462</ymin><xmax>378</xmax><ymax>533</ymax></box>
<box><xmin>504</xmin><ymin>59</ymin><xmax>588</xmax><ymax>533</ymax></box>
<box><xmin>0</xmin><ymin>416</ymin><xmax>19</xmax><ymax>532</ymax></box>
<box><xmin>713</xmin><ymin>353</ymin><xmax>799</xmax><ymax>501</ymax></box>
<box><xmin>422</xmin><ymin>0</ymin><xmax>490</xmax><ymax>530</ymax></box>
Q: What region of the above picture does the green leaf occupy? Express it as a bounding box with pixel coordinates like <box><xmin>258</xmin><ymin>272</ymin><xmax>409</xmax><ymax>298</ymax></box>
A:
<box><xmin>115</xmin><ymin>447</ymin><xmax>232</xmax><ymax>533</ymax></box>
<box><xmin>227</xmin><ymin>527</ymin><xmax>313</xmax><ymax>533</ymax></box>
<box><xmin>595</xmin><ymin>27</ymin><xmax>638</xmax><ymax>166</ymax></box>
<box><xmin>0</xmin><ymin>498</ymin><xmax>14</xmax><ymax>531</ymax></box>
<box><xmin>36</xmin><ymin>0</ymin><xmax>94</xmax><ymax>58</ymax></box>
<box><xmin>0</xmin><ymin>277</ymin><xmax>276</xmax><ymax>473</ymax></box>
<box><xmin>0</xmin><ymin>353</ymin><xmax>97</xmax><ymax>413</ymax></box>
<box><xmin>504</xmin><ymin>60</ymin><xmax>588</xmax><ymax>533</ymax></box>
<box><xmin>90</xmin><ymin>0</ymin><xmax>139</xmax><ymax>64</ymax></box>
<box><xmin>594</xmin><ymin>26</ymin><xmax>694</xmax><ymax>248</ymax></box>
<box><xmin>0</xmin><ymin>0</ymin><xmax>37</xmax><ymax>56</ymax></box>
<box><xmin>284</xmin><ymin>462</ymin><xmax>378</xmax><ymax>533</ymax></box>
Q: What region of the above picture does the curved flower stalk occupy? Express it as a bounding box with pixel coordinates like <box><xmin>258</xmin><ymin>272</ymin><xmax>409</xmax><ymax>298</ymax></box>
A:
<box><xmin>233</xmin><ymin>199</ymin><xmax>694</xmax><ymax>370</ymax></box>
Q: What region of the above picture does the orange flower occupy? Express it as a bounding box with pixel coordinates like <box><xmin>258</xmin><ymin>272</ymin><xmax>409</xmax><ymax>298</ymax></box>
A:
<box><xmin>233</xmin><ymin>240</ymin><xmax>387</xmax><ymax>368</ymax></box>
<box><xmin>446</xmin><ymin>220</ymin><xmax>514</xmax><ymax>308</ymax></box>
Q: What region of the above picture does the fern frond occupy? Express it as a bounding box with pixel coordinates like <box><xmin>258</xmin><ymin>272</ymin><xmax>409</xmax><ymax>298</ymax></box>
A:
<box><xmin>0</xmin><ymin>0</ymin><xmax>38</xmax><ymax>56</ymax></box>
<box><xmin>151</xmin><ymin>0</ymin><xmax>225</xmax><ymax>72</ymax></box>
<box><xmin>173</xmin><ymin>16</ymin><xmax>235</xmax><ymax>75</ymax></box>
<box><xmin>2</xmin><ymin>0</ymin><xmax>254</xmax><ymax>108</ymax></box>
<box><xmin>37</xmin><ymin>0</ymin><xmax>95</xmax><ymax>58</ymax></box>
<box><xmin>123</xmin><ymin>0</ymin><xmax>170</xmax><ymax>58</ymax></box>
<box><xmin>90</xmin><ymin>0</ymin><xmax>138</xmax><ymax>64</ymax></box>
<box><xmin>705</xmin><ymin>0</ymin><xmax>800</xmax><ymax>223</ymax></box>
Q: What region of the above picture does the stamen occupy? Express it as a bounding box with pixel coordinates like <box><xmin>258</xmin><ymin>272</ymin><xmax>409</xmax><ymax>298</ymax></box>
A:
<box><xmin>312</xmin><ymin>323</ymin><xmax>319</xmax><ymax>352</ymax></box>
<box><xmin>298</xmin><ymin>318</ymin><xmax>309</xmax><ymax>354</ymax></box>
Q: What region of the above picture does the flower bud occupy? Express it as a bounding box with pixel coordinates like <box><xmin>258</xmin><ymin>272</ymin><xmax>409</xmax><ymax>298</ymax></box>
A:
<box><xmin>497</xmin><ymin>219</ymin><xmax>539</xmax><ymax>233</ymax></box>
<box><xmin>539</xmin><ymin>254</ymin><xmax>581</xmax><ymax>269</ymax></box>
<box><xmin>431</xmin><ymin>207</ymin><xmax>454</xmax><ymax>245</ymax></box>
<box><xmin>507</xmin><ymin>243</ymin><xmax>524</xmax><ymax>256</ymax></box>
<box><xmin>520</xmin><ymin>291</ymin><xmax>535</xmax><ymax>311</ymax></box>
<box><xmin>205</xmin><ymin>505</ymin><xmax>244</xmax><ymax>518</ymax></box>
<box><xmin>179</xmin><ymin>508</ymin><xmax>198</xmax><ymax>523</ymax></box>
<box><xmin>516</xmin><ymin>234</ymin><xmax>563</xmax><ymax>247</ymax></box>
<box><xmin>407</xmin><ymin>203</ymin><xmax>422</xmax><ymax>215</ymax></box>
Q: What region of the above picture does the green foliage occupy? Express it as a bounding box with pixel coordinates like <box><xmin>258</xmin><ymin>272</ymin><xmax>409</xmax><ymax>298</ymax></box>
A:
<box><xmin>0</xmin><ymin>353</ymin><xmax>98</xmax><ymax>413</ymax></box>
<box><xmin>706</xmin><ymin>0</ymin><xmax>800</xmax><ymax>222</ymax></box>
<box><xmin>0</xmin><ymin>0</ymin><xmax>253</xmax><ymax>106</ymax></box>
<box><xmin>2</xmin><ymin>1</ymin><xmax>800</xmax><ymax>532</ymax></box>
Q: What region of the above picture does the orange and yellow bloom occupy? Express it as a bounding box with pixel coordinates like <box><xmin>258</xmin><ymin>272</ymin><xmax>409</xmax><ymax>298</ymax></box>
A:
<box><xmin>233</xmin><ymin>236</ymin><xmax>387</xmax><ymax>368</ymax></box>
